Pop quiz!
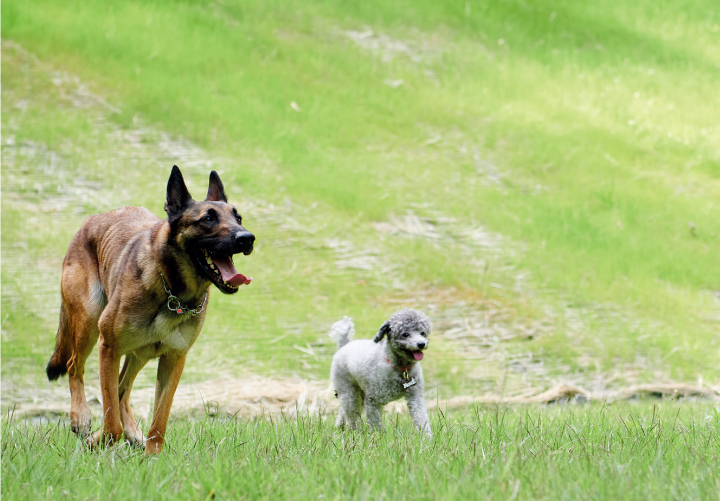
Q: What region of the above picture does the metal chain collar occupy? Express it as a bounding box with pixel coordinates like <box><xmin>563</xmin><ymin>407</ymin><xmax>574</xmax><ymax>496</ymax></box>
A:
<box><xmin>159</xmin><ymin>273</ymin><xmax>207</xmax><ymax>316</ymax></box>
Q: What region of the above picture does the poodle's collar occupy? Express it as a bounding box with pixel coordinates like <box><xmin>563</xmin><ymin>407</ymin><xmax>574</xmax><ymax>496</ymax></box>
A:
<box><xmin>387</xmin><ymin>358</ymin><xmax>412</xmax><ymax>373</ymax></box>
<box><xmin>387</xmin><ymin>358</ymin><xmax>417</xmax><ymax>390</ymax></box>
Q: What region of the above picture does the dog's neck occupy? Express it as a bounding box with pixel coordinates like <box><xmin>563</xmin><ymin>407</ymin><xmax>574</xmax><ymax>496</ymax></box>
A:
<box><xmin>384</xmin><ymin>342</ymin><xmax>416</xmax><ymax>371</ymax></box>
<box><xmin>153</xmin><ymin>222</ymin><xmax>210</xmax><ymax>302</ymax></box>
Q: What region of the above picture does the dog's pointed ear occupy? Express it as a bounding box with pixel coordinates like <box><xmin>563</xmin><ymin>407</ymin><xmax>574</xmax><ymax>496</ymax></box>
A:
<box><xmin>205</xmin><ymin>170</ymin><xmax>227</xmax><ymax>203</ymax></box>
<box><xmin>165</xmin><ymin>165</ymin><xmax>194</xmax><ymax>223</ymax></box>
<box><xmin>373</xmin><ymin>320</ymin><xmax>391</xmax><ymax>343</ymax></box>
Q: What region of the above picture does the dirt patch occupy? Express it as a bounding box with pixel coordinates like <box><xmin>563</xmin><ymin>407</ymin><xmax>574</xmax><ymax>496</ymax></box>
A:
<box><xmin>340</xmin><ymin>28</ymin><xmax>442</xmax><ymax>65</ymax></box>
<box><xmin>7</xmin><ymin>377</ymin><xmax>717</xmax><ymax>422</ymax></box>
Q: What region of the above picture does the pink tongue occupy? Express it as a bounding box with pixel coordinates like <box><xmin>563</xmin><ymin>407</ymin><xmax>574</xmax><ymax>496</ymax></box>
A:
<box><xmin>211</xmin><ymin>255</ymin><xmax>252</xmax><ymax>286</ymax></box>
<box><xmin>412</xmin><ymin>351</ymin><xmax>424</xmax><ymax>361</ymax></box>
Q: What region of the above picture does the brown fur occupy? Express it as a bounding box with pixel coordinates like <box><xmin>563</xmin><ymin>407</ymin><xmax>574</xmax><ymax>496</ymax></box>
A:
<box><xmin>46</xmin><ymin>166</ymin><xmax>254</xmax><ymax>453</ymax></box>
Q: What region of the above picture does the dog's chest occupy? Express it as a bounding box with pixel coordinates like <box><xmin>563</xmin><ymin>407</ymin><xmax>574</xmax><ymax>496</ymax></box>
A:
<box><xmin>367</xmin><ymin>369</ymin><xmax>418</xmax><ymax>404</ymax></box>
<box><xmin>122</xmin><ymin>311</ymin><xmax>201</xmax><ymax>356</ymax></box>
<box><xmin>150</xmin><ymin>313</ymin><xmax>201</xmax><ymax>350</ymax></box>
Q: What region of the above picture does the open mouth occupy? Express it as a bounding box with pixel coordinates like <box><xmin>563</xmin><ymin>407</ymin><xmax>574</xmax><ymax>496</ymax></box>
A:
<box><xmin>403</xmin><ymin>348</ymin><xmax>424</xmax><ymax>361</ymax></box>
<box><xmin>197</xmin><ymin>249</ymin><xmax>252</xmax><ymax>293</ymax></box>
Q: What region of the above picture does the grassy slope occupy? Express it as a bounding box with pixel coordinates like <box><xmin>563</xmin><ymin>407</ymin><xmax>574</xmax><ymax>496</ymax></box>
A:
<box><xmin>2</xmin><ymin>0</ymin><xmax>720</xmax><ymax>392</ymax></box>
<box><xmin>2</xmin><ymin>403</ymin><xmax>719</xmax><ymax>500</ymax></box>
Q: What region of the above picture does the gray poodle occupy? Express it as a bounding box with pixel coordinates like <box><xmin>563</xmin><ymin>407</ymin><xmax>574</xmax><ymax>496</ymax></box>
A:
<box><xmin>329</xmin><ymin>308</ymin><xmax>432</xmax><ymax>436</ymax></box>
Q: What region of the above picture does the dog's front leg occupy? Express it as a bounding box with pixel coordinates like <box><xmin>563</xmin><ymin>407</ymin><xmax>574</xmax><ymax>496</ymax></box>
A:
<box><xmin>87</xmin><ymin>337</ymin><xmax>123</xmax><ymax>448</ymax></box>
<box><xmin>406</xmin><ymin>393</ymin><xmax>432</xmax><ymax>437</ymax></box>
<box><xmin>118</xmin><ymin>353</ymin><xmax>150</xmax><ymax>448</ymax></box>
<box><xmin>145</xmin><ymin>352</ymin><xmax>186</xmax><ymax>454</ymax></box>
<box><xmin>364</xmin><ymin>398</ymin><xmax>383</xmax><ymax>432</ymax></box>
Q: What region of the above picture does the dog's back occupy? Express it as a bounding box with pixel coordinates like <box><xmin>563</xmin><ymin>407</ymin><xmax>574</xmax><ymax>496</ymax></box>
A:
<box><xmin>329</xmin><ymin>317</ymin><xmax>382</xmax><ymax>387</ymax></box>
<box><xmin>67</xmin><ymin>207</ymin><xmax>161</xmax><ymax>266</ymax></box>
<box><xmin>330</xmin><ymin>339</ymin><xmax>381</xmax><ymax>384</ymax></box>
<box><xmin>46</xmin><ymin>206</ymin><xmax>160</xmax><ymax>380</ymax></box>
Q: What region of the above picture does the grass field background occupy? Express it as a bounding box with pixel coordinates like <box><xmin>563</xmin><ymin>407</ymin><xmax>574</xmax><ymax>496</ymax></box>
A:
<box><xmin>4</xmin><ymin>403</ymin><xmax>720</xmax><ymax>500</ymax></box>
<box><xmin>2</xmin><ymin>0</ymin><xmax>720</xmax><ymax>498</ymax></box>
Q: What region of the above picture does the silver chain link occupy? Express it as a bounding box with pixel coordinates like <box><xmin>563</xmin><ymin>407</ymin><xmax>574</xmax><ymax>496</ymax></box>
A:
<box><xmin>159</xmin><ymin>273</ymin><xmax>207</xmax><ymax>316</ymax></box>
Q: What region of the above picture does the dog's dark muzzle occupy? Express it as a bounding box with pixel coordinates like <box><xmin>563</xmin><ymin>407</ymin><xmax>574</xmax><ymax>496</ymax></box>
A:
<box><xmin>234</xmin><ymin>230</ymin><xmax>255</xmax><ymax>255</ymax></box>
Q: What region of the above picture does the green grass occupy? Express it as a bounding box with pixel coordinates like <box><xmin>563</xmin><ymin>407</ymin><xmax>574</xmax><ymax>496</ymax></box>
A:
<box><xmin>3</xmin><ymin>403</ymin><xmax>719</xmax><ymax>500</ymax></box>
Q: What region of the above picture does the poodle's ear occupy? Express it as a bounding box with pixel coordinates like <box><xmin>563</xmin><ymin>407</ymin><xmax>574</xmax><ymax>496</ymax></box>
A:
<box><xmin>373</xmin><ymin>320</ymin><xmax>391</xmax><ymax>343</ymax></box>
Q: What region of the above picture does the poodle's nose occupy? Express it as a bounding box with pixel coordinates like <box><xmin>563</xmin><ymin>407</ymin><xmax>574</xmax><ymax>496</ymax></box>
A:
<box><xmin>417</xmin><ymin>342</ymin><xmax>426</xmax><ymax>349</ymax></box>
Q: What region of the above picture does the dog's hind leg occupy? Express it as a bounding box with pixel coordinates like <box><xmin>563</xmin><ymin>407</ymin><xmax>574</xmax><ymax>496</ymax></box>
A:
<box><xmin>335</xmin><ymin>383</ymin><xmax>364</xmax><ymax>430</ymax></box>
<box><xmin>63</xmin><ymin>286</ymin><xmax>102</xmax><ymax>438</ymax></box>
<box><xmin>55</xmin><ymin>248</ymin><xmax>105</xmax><ymax>439</ymax></box>
<box><xmin>67</xmin><ymin>320</ymin><xmax>98</xmax><ymax>439</ymax></box>
<box><xmin>118</xmin><ymin>353</ymin><xmax>150</xmax><ymax>448</ymax></box>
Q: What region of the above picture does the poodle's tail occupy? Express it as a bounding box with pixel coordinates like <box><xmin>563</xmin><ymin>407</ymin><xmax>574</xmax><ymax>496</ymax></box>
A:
<box><xmin>328</xmin><ymin>316</ymin><xmax>355</xmax><ymax>350</ymax></box>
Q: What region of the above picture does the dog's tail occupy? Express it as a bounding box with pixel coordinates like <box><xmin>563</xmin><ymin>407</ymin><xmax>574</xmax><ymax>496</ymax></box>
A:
<box><xmin>328</xmin><ymin>316</ymin><xmax>355</xmax><ymax>350</ymax></box>
<box><xmin>46</xmin><ymin>302</ymin><xmax>72</xmax><ymax>381</ymax></box>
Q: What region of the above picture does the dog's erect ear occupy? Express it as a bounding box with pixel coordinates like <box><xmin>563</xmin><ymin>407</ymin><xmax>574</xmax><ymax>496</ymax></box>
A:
<box><xmin>373</xmin><ymin>320</ymin><xmax>391</xmax><ymax>343</ymax></box>
<box><xmin>165</xmin><ymin>165</ymin><xmax>194</xmax><ymax>223</ymax></box>
<box><xmin>205</xmin><ymin>170</ymin><xmax>228</xmax><ymax>203</ymax></box>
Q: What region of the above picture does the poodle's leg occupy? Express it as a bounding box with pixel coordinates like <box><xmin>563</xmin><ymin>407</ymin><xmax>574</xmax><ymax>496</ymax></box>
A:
<box><xmin>364</xmin><ymin>398</ymin><xmax>383</xmax><ymax>432</ymax></box>
<box><xmin>336</xmin><ymin>384</ymin><xmax>363</xmax><ymax>430</ymax></box>
<box><xmin>406</xmin><ymin>393</ymin><xmax>432</xmax><ymax>437</ymax></box>
<box><xmin>335</xmin><ymin>405</ymin><xmax>348</xmax><ymax>428</ymax></box>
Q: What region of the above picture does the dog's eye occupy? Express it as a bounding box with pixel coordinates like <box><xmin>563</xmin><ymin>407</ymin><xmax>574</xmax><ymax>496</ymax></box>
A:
<box><xmin>236</xmin><ymin>216</ymin><xmax>242</xmax><ymax>224</ymax></box>
<box><xmin>402</xmin><ymin>332</ymin><xmax>410</xmax><ymax>338</ymax></box>
<box><xmin>420</xmin><ymin>332</ymin><xmax>426</xmax><ymax>337</ymax></box>
<box><xmin>203</xmin><ymin>216</ymin><xmax>214</xmax><ymax>222</ymax></box>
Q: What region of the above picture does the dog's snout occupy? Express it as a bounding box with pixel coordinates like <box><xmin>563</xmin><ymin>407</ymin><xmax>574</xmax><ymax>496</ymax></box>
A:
<box><xmin>417</xmin><ymin>342</ymin><xmax>426</xmax><ymax>349</ymax></box>
<box><xmin>234</xmin><ymin>230</ymin><xmax>255</xmax><ymax>253</ymax></box>
<box><xmin>234</xmin><ymin>230</ymin><xmax>255</xmax><ymax>243</ymax></box>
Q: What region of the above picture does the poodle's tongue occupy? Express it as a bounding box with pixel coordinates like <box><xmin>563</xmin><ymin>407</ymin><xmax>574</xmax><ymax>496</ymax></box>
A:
<box><xmin>412</xmin><ymin>351</ymin><xmax>424</xmax><ymax>361</ymax></box>
<box><xmin>211</xmin><ymin>255</ymin><xmax>252</xmax><ymax>286</ymax></box>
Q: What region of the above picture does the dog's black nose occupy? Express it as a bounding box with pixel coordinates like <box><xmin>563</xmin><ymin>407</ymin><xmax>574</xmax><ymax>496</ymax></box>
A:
<box><xmin>234</xmin><ymin>231</ymin><xmax>255</xmax><ymax>253</ymax></box>
<box><xmin>417</xmin><ymin>342</ymin><xmax>426</xmax><ymax>349</ymax></box>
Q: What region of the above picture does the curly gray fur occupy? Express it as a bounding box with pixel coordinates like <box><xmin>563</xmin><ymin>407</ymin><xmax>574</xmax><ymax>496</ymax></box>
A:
<box><xmin>329</xmin><ymin>308</ymin><xmax>432</xmax><ymax>436</ymax></box>
<box><xmin>328</xmin><ymin>316</ymin><xmax>355</xmax><ymax>350</ymax></box>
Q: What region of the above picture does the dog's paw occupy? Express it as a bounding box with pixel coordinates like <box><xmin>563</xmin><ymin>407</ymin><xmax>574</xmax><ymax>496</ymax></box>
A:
<box><xmin>70</xmin><ymin>411</ymin><xmax>92</xmax><ymax>438</ymax></box>
<box><xmin>86</xmin><ymin>429</ymin><xmax>121</xmax><ymax>450</ymax></box>
<box><xmin>144</xmin><ymin>435</ymin><xmax>164</xmax><ymax>455</ymax></box>
<box><xmin>86</xmin><ymin>430</ymin><xmax>103</xmax><ymax>450</ymax></box>
<box><xmin>124</xmin><ymin>430</ymin><xmax>146</xmax><ymax>449</ymax></box>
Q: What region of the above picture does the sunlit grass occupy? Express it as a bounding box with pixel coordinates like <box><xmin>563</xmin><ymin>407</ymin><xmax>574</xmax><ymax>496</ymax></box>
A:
<box><xmin>2</xmin><ymin>403</ymin><xmax>719</xmax><ymax>500</ymax></box>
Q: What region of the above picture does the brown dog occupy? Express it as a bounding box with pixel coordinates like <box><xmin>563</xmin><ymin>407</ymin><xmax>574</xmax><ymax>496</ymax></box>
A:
<box><xmin>46</xmin><ymin>166</ymin><xmax>254</xmax><ymax>453</ymax></box>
